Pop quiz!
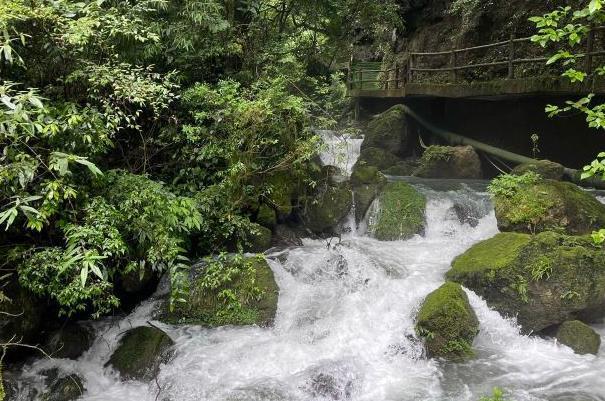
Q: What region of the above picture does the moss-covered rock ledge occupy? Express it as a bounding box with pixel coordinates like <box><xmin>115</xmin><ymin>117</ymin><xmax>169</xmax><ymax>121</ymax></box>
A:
<box><xmin>369</xmin><ymin>182</ymin><xmax>426</xmax><ymax>241</ymax></box>
<box><xmin>446</xmin><ymin>232</ymin><xmax>605</xmax><ymax>333</ymax></box>
<box><xmin>415</xmin><ymin>282</ymin><xmax>479</xmax><ymax>360</ymax></box>
<box><xmin>493</xmin><ymin>177</ymin><xmax>605</xmax><ymax>235</ymax></box>
<box><xmin>555</xmin><ymin>320</ymin><xmax>601</xmax><ymax>355</ymax></box>
<box><xmin>163</xmin><ymin>255</ymin><xmax>279</xmax><ymax>327</ymax></box>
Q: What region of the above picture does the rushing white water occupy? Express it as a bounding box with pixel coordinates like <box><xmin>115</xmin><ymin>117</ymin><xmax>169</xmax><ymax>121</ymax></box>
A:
<box><xmin>13</xmin><ymin>182</ymin><xmax>605</xmax><ymax>401</ymax></box>
<box><xmin>316</xmin><ymin>130</ymin><xmax>364</xmax><ymax>177</ymax></box>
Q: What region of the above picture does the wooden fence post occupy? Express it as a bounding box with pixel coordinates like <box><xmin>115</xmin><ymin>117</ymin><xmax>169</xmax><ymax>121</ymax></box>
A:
<box><xmin>508</xmin><ymin>33</ymin><xmax>515</xmax><ymax>79</ymax></box>
<box><xmin>408</xmin><ymin>53</ymin><xmax>414</xmax><ymax>83</ymax></box>
<box><xmin>359</xmin><ymin>70</ymin><xmax>363</xmax><ymax>90</ymax></box>
<box><xmin>586</xmin><ymin>24</ymin><xmax>595</xmax><ymax>78</ymax></box>
<box><xmin>450</xmin><ymin>50</ymin><xmax>457</xmax><ymax>82</ymax></box>
<box><xmin>395</xmin><ymin>63</ymin><xmax>400</xmax><ymax>89</ymax></box>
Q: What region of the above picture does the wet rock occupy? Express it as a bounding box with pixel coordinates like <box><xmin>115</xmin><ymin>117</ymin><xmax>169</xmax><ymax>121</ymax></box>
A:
<box><xmin>361</xmin><ymin>104</ymin><xmax>408</xmax><ymax>155</ymax></box>
<box><xmin>415</xmin><ymin>282</ymin><xmax>479</xmax><ymax>360</ymax></box>
<box><xmin>271</xmin><ymin>224</ymin><xmax>304</xmax><ymax>247</ymax></box>
<box><xmin>40</xmin><ymin>374</ymin><xmax>85</xmax><ymax>401</ymax></box>
<box><xmin>369</xmin><ymin>182</ymin><xmax>426</xmax><ymax>241</ymax></box>
<box><xmin>307</xmin><ymin>373</ymin><xmax>353</xmax><ymax>400</ymax></box>
<box><xmin>555</xmin><ymin>320</ymin><xmax>601</xmax><ymax>355</ymax></box>
<box><xmin>257</xmin><ymin>204</ymin><xmax>277</xmax><ymax>229</ymax></box>
<box><xmin>164</xmin><ymin>255</ymin><xmax>279</xmax><ymax>327</ymax></box>
<box><xmin>494</xmin><ymin>179</ymin><xmax>605</xmax><ymax>235</ymax></box>
<box><xmin>449</xmin><ymin>202</ymin><xmax>480</xmax><ymax>227</ymax></box>
<box><xmin>0</xmin><ymin>278</ymin><xmax>46</xmax><ymax>349</ymax></box>
<box><xmin>512</xmin><ymin>160</ymin><xmax>565</xmax><ymax>181</ymax></box>
<box><xmin>244</xmin><ymin>224</ymin><xmax>273</xmax><ymax>253</ymax></box>
<box><xmin>3</xmin><ymin>370</ymin><xmax>38</xmax><ymax>401</ymax></box>
<box><xmin>413</xmin><ymin>145</ymin><xmax>482</xmax><ymax>179</ymax></box>
<box><xmin>447</xmin><ymin>232</ymin><xmax>605</xmax><ymax>333</ymax></box>
<box><xmin>119</xmin><ymin>264</ymin><xmax>156</xmax><ymax>295</ymax></box>
<box><xmin>107</xmin><ymin>326</ymin><xmax>173</xmax><ymax>381</ymax></box>
<box><xmin>356</xmin><ymin>147</ymin><xmax>401</xmax><ymax>171</ymax></box>
<box><xmin>383</xmin><ymin>160</ymin><xmax>419</xmax><ymax>176</ymax></box>
<box><xmin>43</xmin><ymin>323</ymin><xmax>94</xmax><ymax>360</ymax></box>
<box><xmin>350</xmin><ymin>165</ymin><xmax>388</xmax><ymax>223</ymax></box>
<box><xmin>305</xmin><ymin>182</ymin><xmax>353</xmax><ymax>234</ymax></box>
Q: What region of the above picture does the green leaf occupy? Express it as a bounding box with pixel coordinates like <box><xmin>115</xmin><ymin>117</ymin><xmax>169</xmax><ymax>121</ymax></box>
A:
<box><xmin>590</xmin><ymin>0</ymin><xmax>602</xmax><ymax>14</ymax></box>
<box><xmin>80</xmin><ymin>265</ymin><xmax>89</xmax><ymax>287</ymax></box>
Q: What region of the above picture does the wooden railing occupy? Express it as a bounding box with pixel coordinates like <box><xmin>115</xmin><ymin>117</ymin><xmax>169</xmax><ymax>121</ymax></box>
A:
<box><xmin>348</xmin><ymin>27</ymin><xmax>605</xmax><ymax>92</ymax></box>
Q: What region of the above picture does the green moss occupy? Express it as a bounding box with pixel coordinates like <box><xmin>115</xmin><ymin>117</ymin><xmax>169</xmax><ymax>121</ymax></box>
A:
<box><xmin>446</xmin><ymin>231</ymin><xmax>605</xmax><ymax>332</ymax></box>
<box><xmin>351</xmin><ymin>165</ymin><xmax>387</xmax><ymax>223</ymax></box>
<box><xmin>356</xmin><ymin>147</ymin><xmax>401</xmax><ymax>171</ymax></box>
<box><xmin>363</xmin><ymin>104</ymin><xmax>407</xmax><ymax>154</ymax></box>
<box><xmin>106</xmin><ymin>326</ymin><xmax>173</xmax><ymax>381</ymax></box>
<box><xmin>245</xmin><ymin>224</ymin><xmax>272</xmax><ymax>253</ymax></box>
<box><xmin>0</xmin><ymin>365</ymin><xmax>4</xmax><ymax>401</ymax></box>
<box><xmin>383</xmin><ymin>161</ymin><xmax>418</xmax><ymax>176</ymax></box>
<box><xmin>305</xmin><ymin>182</ymin><xmax>353</xmax><ymax>233</ymax></box>
<box><xmin>257</xmin><ymin>204</ymin><xmax>277</xmax><ymax>228</ymax></box>
<box><xmin>267</xmin><ymin>173</ymin><xmax>297</xmax><ymax>216</ymax></box>
<box><xmin>370</xmin><ymin>182</ymin><xmax>426</xmax><ymax>241</ymax></box>
<box><xmin>512</xmin><ymin>160</ymin><xmax>565</xmax><ymax>180</ymax></box>
<box><xmin>555</xmin><ymin>320</ymin><xmax>601</xmax><ymax>355</ymax></box>
<box><xmin>494</xmin><ymin>179</ymin><xmax>605</xmax><ymax>235</ymax></box>
<box><xmin>166</xmin><ymin>255</ymin><xmax>279</xmax><ymax>327</ymax></box>
<box><xmin>414</xmin><ymin>145</ymin><xmax>482</xmax><ymax>179</ymax></box>
<box><xmin>415</xmin><ymin>282</ymin><xmax>479</xmax><ymax>360</ymax></box>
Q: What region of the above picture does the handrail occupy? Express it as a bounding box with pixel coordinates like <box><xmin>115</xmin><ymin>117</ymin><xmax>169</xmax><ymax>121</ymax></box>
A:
<box><xmin>347</xmin><ymin>25</ymin><xmax>605</xmax><ymax>93</ymax></box>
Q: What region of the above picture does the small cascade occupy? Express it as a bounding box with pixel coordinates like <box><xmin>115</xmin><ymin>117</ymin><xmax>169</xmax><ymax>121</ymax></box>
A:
<box><xmin>10</xmin><ymin>182</ymin><xmax>605</xmax><ymax>401</ymax></box>
<box><xmin>316</xmin><ymin>130</ymin><xmax>363</xmax><ymax>178</ymax></box>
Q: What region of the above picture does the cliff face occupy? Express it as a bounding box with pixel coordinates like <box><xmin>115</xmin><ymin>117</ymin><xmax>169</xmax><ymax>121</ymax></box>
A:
<box><xmin>398</xmin><ymin>0</ymin><xmax>566</xmax><ymax>52</ymax></box>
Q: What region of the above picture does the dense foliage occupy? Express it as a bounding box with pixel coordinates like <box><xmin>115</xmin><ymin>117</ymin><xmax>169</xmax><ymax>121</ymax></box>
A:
<box><xmin>0</xmin><ymin>0</ymin><xmax>401</xmax><ymax>318</ymax></box>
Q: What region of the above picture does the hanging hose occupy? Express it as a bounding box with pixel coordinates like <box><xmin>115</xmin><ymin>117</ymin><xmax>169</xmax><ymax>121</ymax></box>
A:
<box><xmin>400</xmin><ymin>104</ymin><xmax>605</xmax><ymax>189</ymax></box>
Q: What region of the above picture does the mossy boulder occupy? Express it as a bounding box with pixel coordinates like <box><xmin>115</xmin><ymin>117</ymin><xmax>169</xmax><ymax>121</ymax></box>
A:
<box><xmin>447</xmin><ymin>232</ymin><xmax>605</xmax><ymax>333</ymax></box>
<box><xmin>512</xmin><ymin>160</ymin><xmax>565</xmax><ymax>181</ymax></box>
<box><xmin>362</xmin><ymin>104</ymin><xmax>408</xmax><ymax>155</ymax></box>
<box><xmin>356</xmin><ymin>147</ymin><xmax>402</xmax><ymax>171</ymax></box>
<box><xmin>257</xmin><ymin>204</ymin><xmax>277</xmax><ymax>229</ymax></box>
<box><xmin>305</xmin><ymin>182</ymin><xmax>353</xmax><ymax>234</ymax></box>
<box><xmin>555</xmin><ymin>320</ymin><xmax>601</xmax><ymax>355</ymax></box>
<box><xmin>106</xmin><ymin>326</ymin><xmax>174</xmax><ymax>381</ymax></box>
<box><xmin>267</xmin><ymin>173</ymin><xmax>298</xmax><ymax>218</ymax></box>
<box><xmin>40</xmin><ymin>374</ymin><xmax>85</xmax><ymax>401</ymax></box>
<box><xmin>43</xmin><ymin>324</ymin><xmax>94</xmax><ymax>360</ymax></box>
<box><xmin>494</xmin><ymin>179</ymin><xmax>605</xmax><ymax>235</ymax></box>
<box><xmin>369</xmin><ymin>182</ymin><xmax>426</xmax><ymax>241</ymax></box>
<box><xmin>271</xmin><ymin>224</ymin><xmax>304</xmax><ymax>247</ymax></box>
<box><xmin>351</xmin><ymin>165</ymin><xmax>388</xmax><ymax>223</ymax></box>
<box><xmin>164</xmin><ymin>256</ymin><xmax>279</xmax><ymax>327</ymax></box>
<box><xmin>415</xmin><ymin>282</ymin><xmax>479</xmax><ymax>360</ymax></box>
<box><xmin>244</xmin><ymin>224</ymin><xmax>273</xmax><ymax>253</ymax></box>
<box><xmin>413</xmin><ymin>145</ymin><xmax>482</xmax><ymax>179</ymax></box>
<box><xmin>383</xmin><ymin>160</ymin><xmax>419</xmax><ymax>176</ymax></box>
<box><xmin>0</xmin><ymin>279</ymin><xmax>46</xmax><ymax>347</ymax></box>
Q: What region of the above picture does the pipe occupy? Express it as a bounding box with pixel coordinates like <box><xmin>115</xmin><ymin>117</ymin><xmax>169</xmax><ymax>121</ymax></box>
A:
<box><xmin>399</xmin><ymin>104</ymin><xmax>605</xmax><ymax>190</ymax></box>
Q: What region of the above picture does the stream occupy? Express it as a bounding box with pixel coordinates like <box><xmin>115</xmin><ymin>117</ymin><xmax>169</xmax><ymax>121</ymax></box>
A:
<box><xmin>10</xmin><ymin>134</ymin><xmax>605</xmax><ymax>401</ymax></box>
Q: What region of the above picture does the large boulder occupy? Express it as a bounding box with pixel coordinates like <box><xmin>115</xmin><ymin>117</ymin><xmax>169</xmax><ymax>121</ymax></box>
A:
<box><xmin>305</xmin><ymin>182</ymin><xmax>353</xmax><ymax>234</ymax></box>
<box><xmin>244</xmin><ymin>224</ymin><xmax>272</xmax><ymax>253</ymax></box>
<box><xmin>493</xmin><ymin>178</ymin><xmax>605</xmax><ymax>235</ymax></box>
<box><xmin>356</xmin><ymin>147</ymin><xmax>402</xmax><ymax>171</ymax></box>
<box><xmin>362</xmin><ymin>105</ymin><xmax>408</xmax><ymax>155</ymax></box>
<box><xmin>40</xmin><ymin>374</ymin><xmax>85</xmax><ymax>401</ymax></box>
<box><xmin>446</xmin><ymin>232</ymin><xmax>605</xmax><ymax>333</ymax></box>
<box><xmin>106</xmin><ymin>326</ymin><xmax>174</xmax><ymax>381</ymax></box>
<box><xmin>368</xmin><ymin>182</ymin><xmax>426</xmax><ymax>241</ymax></box>
<box><xmin>413</xmin><ymin>145</ymin><xmax>482</xmax><ymax>179</ymax></box>
<box><xmin>512</xmin><ymin>160</ymin><xmax>566</xmax><ymax>181</ymax></box>
<box><xmin>271</xmin><ymin>224</ymin><xmax>304</xmax><ymax>247</ymax></box>
<box><xmin>415</xmin><ymin>282</ymin><xmax>479</xmax><ymax>360</ymax></box>
<box><xmin>0</xmin><ymin>278</ymin><xmax>46</xmax><ymax>348</ymax></box>
<box><xmin>257</xmin><ymin>204</ymin><xmax>277</xmax><ymax>229</ymax></box>
<box><xmin>42</xmin><ymin>323</ymin><xmax>94</xmax><ymax>360</ymax></box>
<box><xmin>351</xmin><ymin>165</ymin><xmax>388</xmax><ymax>223</ymax></box>
<box><xmin>555</xmin><ymin>320</ymin><xmax>601</xmax><ymax>355</ymax></box>
<box><xmin>164</xmin><ymin>255</ymin><xmax>279</xmax><ymax>327</ymax></box>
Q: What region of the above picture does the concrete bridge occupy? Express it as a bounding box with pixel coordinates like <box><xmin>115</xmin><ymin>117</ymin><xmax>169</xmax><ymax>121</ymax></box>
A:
<box><xmin>348</xmin><ymin>29</ymin><xmax>605</xmax><ymax>100</ymax></box>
